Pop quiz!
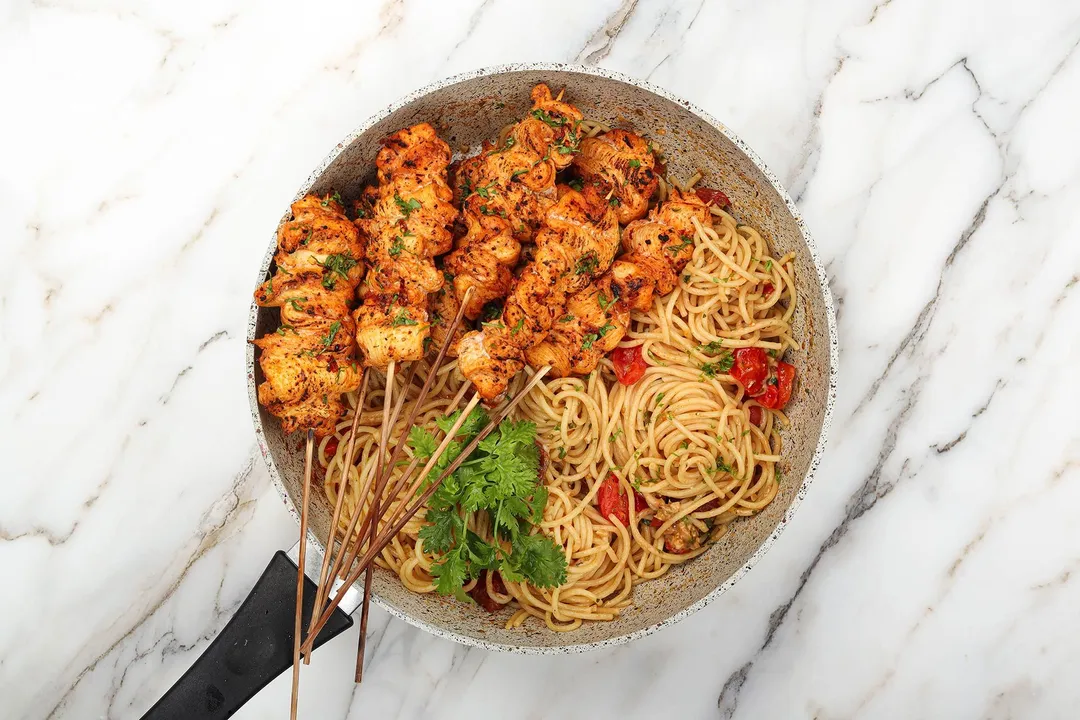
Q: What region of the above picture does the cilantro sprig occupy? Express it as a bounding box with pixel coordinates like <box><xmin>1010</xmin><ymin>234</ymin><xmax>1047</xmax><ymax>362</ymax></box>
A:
<box><xmin>410</xmin><ymin>410</ymin><xmax>568</xmax><ymax>599</ymax></box>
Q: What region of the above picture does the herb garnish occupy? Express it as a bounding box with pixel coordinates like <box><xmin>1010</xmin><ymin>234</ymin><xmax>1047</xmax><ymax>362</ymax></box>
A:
<box><xmin>597</xmin><ymin>292</ymin><xmax>612</xmax><ymax>311</ymax></box>
<box><xmin>391</xmin><ymin>311</ymin><xmax>418</xmax><ymax>327</ymax></box>
<box><xmin>321</xmin><ymin>321</ymin><xmax>342</xmax><ymax>347</ymax></box>
<box><xmin>596</xmin><ymin>323</ymin><xmax>616</xmax><ymax>338</ymax></box>
<box><xmin>575</xmin><ymin>252</ymin><xmax>599</xmax><ymax>276</ymax></box>
<box><xmin>608</xmin><ymin>196</ymin><xmax>620</xmax><ymax>207</ymax></box>
<box><xmin>559</xmin><ymin>314</ymin><xmax>574</xmax><ymax>323</ymax></box>
<box><xmin>700</xmin><ymin>354</ymin><xmax>734</xmax><ymax>378</ymax></box>
<box><xmin>286</xmin><ymin>296</ymin><xmax>308</xmax><ymax>312</ymax></box>
<box><xmin>394</xmin><ymin>193</ymin><xmax>421</xmax><ymax>218</ymax></box>
<box><xmin>667</xmin><ymin>235</ymin><xmax>694</xmax><ymax>256</ymax></box>
<box><xmin>318</xmin><ymin>253</ymin><xmax>358</xmax><ymax>290</ymax></box>
<box><xmin>581</xmin><ymin>333</ymin><xmax>599</xmax><ymax>350</ymax></box>
<box><xmin>410</xmin><ymin>410</ymin><xmax>568</xmax><ymax>598</ymax></box>
<box><xmin>628</xmin><ymin>159</ymin><xmax>641</xmax><ymax>169</ymax></box>
<box><xmin>568</xmin><ymin>178</ymin><xmax>584</xmax><ymax>192</ymax></box>
<box><xmin>389</xmin><ymin>236</ymin><xmax>406</xmax><ymax>258</ymax></box>
<box><xmin>510</xmin><ymin>318</ymin><xmax>525</xmax><ymax>335</ymax></box>
<box><xmin>530</xmin><ymin>108</ymin><xmax>566</xmax><ymax>128</ymax></box>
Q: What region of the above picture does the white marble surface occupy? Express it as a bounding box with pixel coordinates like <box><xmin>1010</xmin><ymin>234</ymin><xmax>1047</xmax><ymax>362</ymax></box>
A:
<box><xmin>2</xmin><ymin>0</ymin><xmax>1079</xmax><ymax>718</ymax></box>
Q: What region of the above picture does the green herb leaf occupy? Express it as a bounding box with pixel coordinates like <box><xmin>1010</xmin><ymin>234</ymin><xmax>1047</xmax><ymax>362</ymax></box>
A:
<box><xmin>510</xmin><ymin>317</ymin><xmax>525</xmax><ymax>335</ymax></box>
<box><xmin>530</xmin><ymin>108</ymin><xmax>566</xmax><ymax>128</ymax></box>
<box><xmin>389</xmin><ymin>236</ymin><xmax>406</xmax><ymax>258</ymax></box>
<box><xmin>391</xmin><ymin>311</ymin><xmax>418</xmax><ymax>327</ymax></box>
<box><xmin>559</xmin><ymin>314</ymin><xmax>574</xmax><ymax>323</ymax></box>
<box><xmin>320</xmin><ymin>321</ymin><xmax>342</xmax><ymax>347</ymax></box>
<box><xmin>394</xmin><ymin>193</ymin><xmax>422</xmax><ymax>218</ymax></box>
<box><xmin>597</xmin><ymin>293</ymin><xmax>611</xmax><ymax>311</ymax></box>
<box><xmin>568</xmin><ymin>178</ymin><xmax>584</xmax><ymax>192</ymax></box>
<box><xmin>581</xmin><ymin>333</ymin><xmax>598</xmax><ymax>350</ymax></box>
<box><xmin>628</xmin><ymin>158</ymin><xmax>641</xmax><ymax>169</ymax></box>
<box><xmin>575</xmin><ymin>252</ymin><xmax>599</xmax><ymax>276</ymax></box>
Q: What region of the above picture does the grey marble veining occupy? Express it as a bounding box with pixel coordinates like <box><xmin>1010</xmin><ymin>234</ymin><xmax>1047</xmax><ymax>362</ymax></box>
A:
<box><xmin>1</xmin><ymin>0</ymin><xmax>1078</xmax><ymax>718</ymax></box>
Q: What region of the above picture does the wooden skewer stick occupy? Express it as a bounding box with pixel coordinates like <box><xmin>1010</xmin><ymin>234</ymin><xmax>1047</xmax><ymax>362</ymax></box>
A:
<box><xmin>373</xmin><ymin>380</ymin><xmax>472</xmax><ymax>527</ymax></box>
<box><xmin>290</xmin><ymin>430</ymin><xmax>315</xmax><ymax>719</ymax></box>
<box><xmin>304</xmin><ymin>373</ymin><xmax>371</xmax><ymax>661</ymax></box>
<box><xmin>302</xmin><ymin>367</ymin><xmax>550</xmax><ymax>649</ymax></box>
<box><xmin>354</xmin><ymin>289</ymin><xmax>474</xmax><ymax>682</ymax></box>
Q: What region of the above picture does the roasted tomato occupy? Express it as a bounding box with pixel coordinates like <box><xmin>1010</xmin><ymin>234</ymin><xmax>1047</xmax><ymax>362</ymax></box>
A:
<box><xmin>324</xmin><ymin>437</ymin><xmax>339</xmax><ymax>457</ymax></box>
<box><xmin>611</xmin><ymin>345</ymin><xmax>648</xmax><ymax>385</ymax></box>
<box><xmin>730</xmin><ymin>347</ymin><xmax>769</xmax><ymax>396</ymax></box>
<box><xmin>756</xmin><ymin>361</ymin><xmax>796</xmax><ymax>410</ymax></box>
<box><xmin>597</xmin><ymin>473</ymin><xmax>648</xmax><ymax>526</ymax></box>
<box><xmin>467</xmin><ymin>570</ymin><xmax>507</xmax><ymax>613</ymax></box>
<box><xmin>748</xmin><ymin>405</ymin><xmax>763</xmax><ymax>426</ymax></box>
<box><xmin>695</xmin><ymin>187</ymin><xmax>732</xmax><ymax>209</ymax></box>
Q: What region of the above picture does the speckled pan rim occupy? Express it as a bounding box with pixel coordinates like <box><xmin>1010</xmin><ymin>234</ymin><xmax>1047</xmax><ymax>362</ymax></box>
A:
<box><xmin>246</xmin><ymin>62</ymin><xmax>839</xmax><ymax>654</ymax></box>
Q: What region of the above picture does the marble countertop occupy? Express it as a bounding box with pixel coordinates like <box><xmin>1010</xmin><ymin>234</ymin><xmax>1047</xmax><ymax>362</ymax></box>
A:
<box><xmin>3</xmin><ymin>1</ymin><xmax>1079</xmax><ymax>718</ymax></box>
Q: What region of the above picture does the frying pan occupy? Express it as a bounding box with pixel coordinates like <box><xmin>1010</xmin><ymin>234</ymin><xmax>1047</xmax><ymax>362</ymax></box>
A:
<box><xmin>140</xmin><ymin>63</ymin><xmax>838</xmax><ymax>719</ymax></box>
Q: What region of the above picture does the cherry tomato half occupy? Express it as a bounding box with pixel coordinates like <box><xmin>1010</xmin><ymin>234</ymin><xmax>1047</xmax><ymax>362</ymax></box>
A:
<box><xmin>611</xmin><ymin>345</ymin><xmax>648</xmax><ymax>385</ymax></box>
<box><xmin>597</xmin><ymin>473</ymin><xmax>648</xmax><ymax>526</ymax></box>
<box><xmin>748</xmin><ymin>405</ymin><xmax>763</xmax><ymax>426</ymax></box>
<box><xmin>730</xmin><ymin>347</ymin><xmax>769</xmax><ymax>396</ymax></box>
<box><xmin>695</xmin><ymin>187</ymin><xmax>732</xmax><ymax>209</ymax></box>
<box><xmin>324</xmin><ymin>437</ymin><xmax>339</xmax><ymax>457</ymax></box>
<box><xmin>757</xmin><ymin>361</ymin><xmax>796</xmax><ymax>410</ymax></box>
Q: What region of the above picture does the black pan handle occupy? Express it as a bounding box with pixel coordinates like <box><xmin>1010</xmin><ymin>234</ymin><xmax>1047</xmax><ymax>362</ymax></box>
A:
<box><xmin>140</xmin><ymin>550</ymin><xmax>353</xmax><ymax>720</ymax></box>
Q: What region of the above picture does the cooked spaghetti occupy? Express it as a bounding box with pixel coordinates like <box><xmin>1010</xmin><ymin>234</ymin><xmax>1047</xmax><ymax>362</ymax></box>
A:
<box><xmin>318</xmin><ymin>193</ymin><xmax>797</xmax><ymax>631</ymax></box>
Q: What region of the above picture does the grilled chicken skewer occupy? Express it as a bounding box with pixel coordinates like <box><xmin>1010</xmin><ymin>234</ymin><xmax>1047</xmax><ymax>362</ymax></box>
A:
<box><xmin>352</xmin><ymin>123</ymin><xmax>457</xmax><ymax>368</ymax></box>
<box><xmin>253</xmin><ymin>193</ymin><xmax>366</xmax><ymax>436</ymax></box>
<box><xmin>571</xmin><ymin>128</ymin><xmax>660</xmax><ymax>224</ymax></box>
<box><xmin>457</xmin><ymin>181</ymin><xmax>620</xmax><ymax>403</ymax></box>
<box><xmin>525</xmin><ymin>190</ymin><xmax>711</xmax><ymax>376</ymax></box>
<box><xmin>445</xmin><ymin>84</ymin><xmax>584</xmax><ymax>320</ymax></box>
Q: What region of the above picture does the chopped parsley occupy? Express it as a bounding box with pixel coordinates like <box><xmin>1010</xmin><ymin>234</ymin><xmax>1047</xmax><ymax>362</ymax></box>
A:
<box><xmin>655</xmin><ymin>392</ymin><xmax>665</xmax><ymax>404</ymax></box>
<box><xmin>410</xmin><ymin>411</ymin><xmax>567</xmax><ymax>597</ymax></box>
<box><xmin>510</xmin><ymin>318</ymin><xmax>525</xmax><ymax>335</ymax></box>
<box><xmin>511</xmin><ymin>169</ymin><xmax>528</xmax><ymax>180</ymax></box>
<box><xmin>597</xmin><ymin>292</ymin><xmax>612</xmax><ymax>311</ymax></box>
<box><xmin>608</xmin><ymin>196</ymin><xmax>620</xmax><ymax>207</ymax></box>
<box><xmin>568</xmin><ymin>178</ymin><xmax>584</xmax><ymax>192</ymax></box>
<box><xmin>530</xmin><ymin>108</ymin><xmax>566</xmax><ymax>128</ymax></box>
<box><xmin>318</xmin><ymin>253</ymin><xmax>358</xmax><ymax>290</ymax></box>
<box><xmin>389</xmin><ymin>236</ymin><xmax>406</xmax><ymax>258</ymax></box>
<box><xmin>575</xmin><ymin>252</ymin><xmax>599</xmax><ymax>276</ymax></box>
<box><xmin>391</xmin><ymin>311</ymin><xmax>418</xmax><ymax>327</ymax></box>
<box><xmin>490</xmin><ymin>136</ymin><xmax>516</xmax><ymax>155</ymax></box>
<box><xmin>474</xmin><ymin>183</ymin><xmax>496</xmax><ymax>199</ymax></box>
<box><xmin>628</xmin><ymin>158</ymin><xmax>641</xmax><ymax>169</ymax></box>
<box><xmin>764</xmin><ymin>259</ymin><xmax>773</xmax><ymax>271</ymax></box>
<box><xmin>321</xmin><ymin>191</ymin><xmax>342</xmax><ymax>207</ymax></box>
<box><xmin>558</xmin><ymin>446</ymin><xmax>567</xmax><ymax>459</ymax></box>
<box><xmin>596</xmin><ymin>322</ymin><xmax>616</xmax><ymax>338</ymax></box>
<box><xmin>766</xmin><ymin>349</ymin><xmax>779</xmax><ymax>358</ymax></box>
<box><xmin>667</xmin><ymin>236</ymin><xmax>695</xmax><ymax>256</ymax></box>
<box><xmin>715</xmin><ymin>458</ymin><xmax>733</xmax><ymax>474</ymax></box>
<box><xmin>581</xmin><ymin>333</ymin><xmax>598</xmax><ymax>350</ymax></box>
<box><xmin>609</xmin><ymin>428</ymin><xmax>623</xmax><ymax>443</ymax></box>
<box><xmin>320</xmin><ymin>321</ymin><xmax>342</xmax><ymax>347</ymax></box>
<box><xmin>700</xmin><ymin>356</ymin><xmax>734</xmax><ymax>379</ymax></box>
<box><xmin>276</xmin><ymin>324</ymin><xmax>294</xmax><ymax>336</ymax></box>
<box><xmin>394</xmin><ymin>193</ymin><xmax>421</xmax><ymax>218</ymax></box>
<box><xmin>559</xmin><ymin>314</ymin><xmax>574</xmax><ymax>323</ymax></box>
<box><xmin>699</xmin><ymin>340</ymin><xmax>726</xmax><ymax>354</ymax></box>
<box><xmin>285</xmin><ymin>296</ymin><xmax>307</xmax><ymax>312</ymax></box>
